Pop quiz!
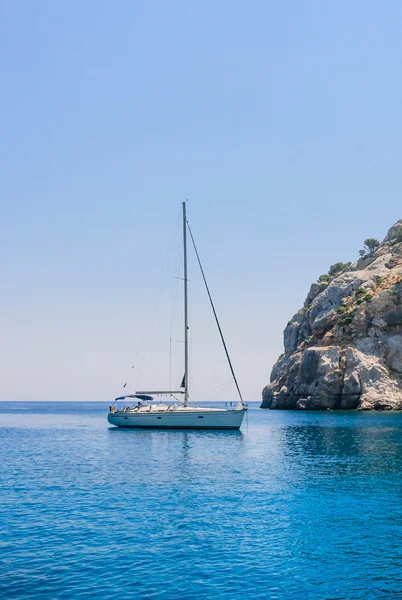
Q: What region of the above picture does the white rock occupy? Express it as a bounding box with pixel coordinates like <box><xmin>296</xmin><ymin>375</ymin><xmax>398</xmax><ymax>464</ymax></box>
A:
<box><xmin>262</xmin><ymin>222</ymin><xmax>402</xmax><ymax>410</ymax></box>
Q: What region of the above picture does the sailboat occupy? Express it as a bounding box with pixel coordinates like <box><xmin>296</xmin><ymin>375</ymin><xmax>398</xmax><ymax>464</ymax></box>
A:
<box><xmin>107</xmin><ymin>202</ymin><xmax>247</xmax><ymax>430</ymax></box>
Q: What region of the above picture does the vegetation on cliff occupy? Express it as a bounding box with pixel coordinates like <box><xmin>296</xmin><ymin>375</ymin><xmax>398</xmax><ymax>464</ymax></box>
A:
<box><xmin>262</xmin><ymin>220</ymin><xmax>402</xmax><ymax>410</ymax></box>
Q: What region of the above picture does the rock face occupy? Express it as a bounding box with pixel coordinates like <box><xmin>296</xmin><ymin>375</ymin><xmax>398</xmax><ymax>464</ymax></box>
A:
<box><xmin>262</xmin><ymin>221</ymin><xmax>402</xmax><ymax>410</ymax></box>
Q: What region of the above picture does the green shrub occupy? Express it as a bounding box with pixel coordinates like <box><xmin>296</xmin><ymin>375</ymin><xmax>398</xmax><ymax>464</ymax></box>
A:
<box><xmin>278</xmin><ymin>353</ymin><xmax>285</xmax><ymax>360</ymax></box>
<box><xmin>390</xmin><ymin>230</ymin><xmax>402</xmax><ymax>245</ymax></box>
<box><xmin>318</xmin><ymin>274</ymin><xmax>331</xmax><ymax>283</ymax></box>
<box><xmin>336</xmin><ymin>305</ymin><xmax>348</xmax><ymax>314</ymax></box>
<box><xmin>287</xmin><ymin>321</ymin><xmax>293</xmax><ymax>326</ymax></box>
<box><xmin>357</xmin><ymin>298</ymin><xmax>364</xmax><ymax>305</ymax></box>
<box><xmin>341</xmin><ymin>315</ymin><xmax>353</xmax><ymax>325</ymax></box>
<box><xmin>355</xmin><ymin>287</ymin><xmax>366</xmax><ymax>297</ymax></box>
<box><xmin>374</xmin><ymin>276</ymin><xmax>384</xmax><ymax>287</ymax></box>
<box><xmin>328</xmin><ymin>262</ymin><xmax>351</xmax><ymax>277</ymax></box>
<box><xmin>365</xmin><ymin>294</ymin><xmax>373</xmax><ymax>302</ymax></box>
<box><xmin>363</xmin><ymin>238</ymin><xmax>380</xmax><ymax>255</ymax></box>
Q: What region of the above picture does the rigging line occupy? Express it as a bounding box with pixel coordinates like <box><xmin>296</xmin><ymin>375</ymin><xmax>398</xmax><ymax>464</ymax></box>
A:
<box><xmin>169</xmin><ymin>234</ymin><xmax>182</xmax><ymax>389</ymax></box>
<box><xmin>169</xmin><ymin>334</ymin><xmax>172</xmax><ymax>390</ymax></box>
<box><xmin>134</xmin><ymin>209</ymin><xmax>182</xmax><ymax>389</ymax></box>
<box><xmin>206</xmin><ymin>377</ymin><xmax>234</xmax><ymax>402</ymax></box>
<box><xmin>187</xmin><ymin>251</ymin><xmax>193</xmax><ymax>398</ymax></box>
<box><xmin>186</xmin><ymin>222</ymin><xmax>244</xmax><ymax>404</ymax></box>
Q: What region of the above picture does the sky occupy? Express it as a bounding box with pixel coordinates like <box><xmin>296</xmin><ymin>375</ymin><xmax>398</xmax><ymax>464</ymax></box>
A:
<box><xmin>1</xmin><ymin>0</ymin><xmax>402</xmax><ymax>401</ymax></box>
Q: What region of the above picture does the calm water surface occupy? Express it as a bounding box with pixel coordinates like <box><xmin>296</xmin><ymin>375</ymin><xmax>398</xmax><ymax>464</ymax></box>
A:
<box><xmin>1</xmin><ymin>402</ymin><xmax>402</xmax><ymax>599</ymax></box>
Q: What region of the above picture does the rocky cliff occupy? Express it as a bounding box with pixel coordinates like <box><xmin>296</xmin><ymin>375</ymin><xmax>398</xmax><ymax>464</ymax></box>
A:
<box><xmin>262</xmin><ymin>220</ymin><xmax>402</xmax><ymax>410</ymax></box>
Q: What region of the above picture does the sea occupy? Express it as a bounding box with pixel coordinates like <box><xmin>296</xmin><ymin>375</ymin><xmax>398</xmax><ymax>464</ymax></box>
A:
<box><xmin>1</xmin><ymin>401</ymin><xmax>402</xmax><ymax>599</ymax></box>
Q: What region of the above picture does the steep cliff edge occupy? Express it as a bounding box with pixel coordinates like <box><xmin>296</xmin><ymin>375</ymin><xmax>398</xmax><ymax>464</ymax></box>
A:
<box><xmin>262</xmin><ymin>220</ymin><xmax>402</xmax><ymax>410</ymax></box>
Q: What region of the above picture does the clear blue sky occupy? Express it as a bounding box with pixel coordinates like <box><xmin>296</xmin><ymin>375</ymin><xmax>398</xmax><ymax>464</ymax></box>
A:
<box><xmin>2</xmin><ymin>0</ymin><xmax>402</xmax><ymax>401</ymax></box>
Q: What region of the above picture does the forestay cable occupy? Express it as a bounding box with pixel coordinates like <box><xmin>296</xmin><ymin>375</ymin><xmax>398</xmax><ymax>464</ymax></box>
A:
<box><xmin>186</xmin><ymin>221</ymin><xmax>244</xmax><ymax>404</ymax></box>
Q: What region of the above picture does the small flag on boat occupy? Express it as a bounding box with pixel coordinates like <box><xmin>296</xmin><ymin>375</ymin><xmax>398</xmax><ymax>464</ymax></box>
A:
<box><xmin>180</xmin><ymin>374</ymin><xmax>186</xmax><ymax>388</ymax></box>
<box><xmin>123</xmin><ymin>383</ymin><xmax>127</xmax><ymax>388</ymax></box>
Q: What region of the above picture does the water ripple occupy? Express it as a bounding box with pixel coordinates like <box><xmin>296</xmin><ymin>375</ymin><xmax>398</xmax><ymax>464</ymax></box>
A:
<box><xmin>1</xmin><ymin>403</ymin><xmax>402</xmax><ymax>598</ymax></box>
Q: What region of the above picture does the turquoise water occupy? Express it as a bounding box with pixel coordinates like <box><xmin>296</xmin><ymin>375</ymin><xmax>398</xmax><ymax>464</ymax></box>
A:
<box><xmin>1</xmin><ymin>403</ymin><xmax>402</xmax><ymax>599</ymax></box>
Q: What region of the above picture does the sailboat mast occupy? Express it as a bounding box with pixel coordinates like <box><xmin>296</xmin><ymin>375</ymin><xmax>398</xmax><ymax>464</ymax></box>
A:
<box><xmin>183</xmin><ymin>201</ymin><xmax>189</xmax><ymax>407</ymax></box>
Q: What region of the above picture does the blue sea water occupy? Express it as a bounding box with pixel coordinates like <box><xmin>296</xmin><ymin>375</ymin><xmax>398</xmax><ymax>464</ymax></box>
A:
<box><xmin>1</xmin><ymin>403</ymin><xmax>402</xmax><ymax>599</ymax></box>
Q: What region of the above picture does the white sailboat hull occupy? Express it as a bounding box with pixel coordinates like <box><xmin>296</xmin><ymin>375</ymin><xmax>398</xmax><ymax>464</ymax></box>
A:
<box><xmin>108</xmin><ymin>407</ymin><xmax>246</xmax><ymax>430</ymax></box>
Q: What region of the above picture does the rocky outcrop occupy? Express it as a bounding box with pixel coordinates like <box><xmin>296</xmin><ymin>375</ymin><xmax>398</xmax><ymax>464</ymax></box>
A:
<box><xmin>384</xmin><ymin>219</ymin><xmax>402</xmax><ymax>243</ymax></box>
<box><xmin>262</xmin><ymin>221</ymin><xmax>402</xmax><ymax>410</ymax></box>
